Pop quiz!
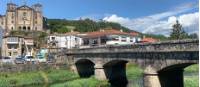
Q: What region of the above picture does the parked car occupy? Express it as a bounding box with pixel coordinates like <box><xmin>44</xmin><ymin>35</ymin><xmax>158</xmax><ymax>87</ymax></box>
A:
<box><xmin>47</xmin><ymin>54</ymin><xmax>55</xmax><ymax>63</ymax></box>
<box><xmin>2</xmin><ymin>57</ymin><xmax>14</xmax><ymax>64</ymax></box>
<box><xmin>36</xmin><ymin>54</ymin><xmax>46</xmax><ymax>63</ymax></box>
<box><xmin>24</xmin><ymin>55</ymin><xmax>37</xmax><ymax>63</ymax></box>
<box><xmin>15</xmin><ymin>56</ymin><xmax>25</xmax><ymax>64</ymax></box>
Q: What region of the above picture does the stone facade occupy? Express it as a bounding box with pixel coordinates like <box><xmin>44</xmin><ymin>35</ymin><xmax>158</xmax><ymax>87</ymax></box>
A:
<box><xmin>0</xmin><ymin>2</ymin><xmax>43</xmax><ymax>32</ymax></box>
<box><xmin>1</xmin><ymin>36</ymin><xmax>34</xmax><ymax>59</ymax></box>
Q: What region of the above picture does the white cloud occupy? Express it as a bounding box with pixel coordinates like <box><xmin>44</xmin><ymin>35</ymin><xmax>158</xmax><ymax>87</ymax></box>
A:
<box><xmin>103</xmin><ymin>12</ymin><xmax>199</xmax><ymax>36</ymax></box>
<box><xmin>102</xmin><ymin>2</ymin><xmax>199</xmax><ymax>36</ymax></box>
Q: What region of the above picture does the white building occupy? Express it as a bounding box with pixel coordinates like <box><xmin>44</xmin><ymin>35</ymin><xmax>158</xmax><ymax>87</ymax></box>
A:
<box><xmin>1</xmin><ymin>36</ymin><xmax>34</xmax><ymax>59</ymax></box>
<box><xmin>47</xmin><ymin>32</ymin><xmax>83</xmax><ymax>49</ymax></box>
<box><xmin>47</xmin><ymin>29</ymin><xmax>141</xmax><ymax>50</ymax></box>
<box><xmin>82</xmin><ymin>29</ymin><xmax>141</xmax><ymax>46</ymax></box>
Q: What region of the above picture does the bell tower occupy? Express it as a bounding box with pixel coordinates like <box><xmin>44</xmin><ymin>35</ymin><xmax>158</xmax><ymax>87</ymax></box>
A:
<box><xmin>7</xmin><ymin>1</ymin><xmax>17</xmax><ymax>11</ymax></box>
<box><xmin>32</xmin><ymin>3</ymin><xmax>43</xmax><ymax>31</ymax></box>
<box><xmin>6</xmin><ymin>0</ymin><xmax>17</xmax><ymax>31</ymax></box>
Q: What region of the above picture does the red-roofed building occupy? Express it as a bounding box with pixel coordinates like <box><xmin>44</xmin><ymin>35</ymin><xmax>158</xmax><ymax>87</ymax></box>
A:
<box><xmin>80</xmin><ymin>29</ymin><xmax>141</xmax><ymax>47</ymax></box>
<box><xmin>141</xmin><ymin>37</ymin><xmax>158</xmax><ymax>43</ymax></box>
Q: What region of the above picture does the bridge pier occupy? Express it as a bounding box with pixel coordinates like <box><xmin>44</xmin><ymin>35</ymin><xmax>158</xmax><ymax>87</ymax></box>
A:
<box><xmin>70</xmin><ymin>65</ymin><xmax>78</xmax><ymax>74</ymax></box>
<box><xmin>144</xmin><ymin>73</ymin><xmax>161</xmax><ymax>87</ymax></box>
<box><xmin>94</xmin><ymin>62</ymin><xmax>107</xmax><ymax>80</ymax></box>
<box><xmin>144</xmin><ymin>66</ymin><xmax>161</xmax><ymax>87</ymax></box>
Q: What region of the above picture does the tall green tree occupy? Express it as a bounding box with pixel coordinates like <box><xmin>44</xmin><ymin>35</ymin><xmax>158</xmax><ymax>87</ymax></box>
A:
<box><xmin>170</xmin><ymin>20</ymin><xmax>188</xmax><ymax>40</ymax></box>
<box><xmin>188</xmin><ymin>33</ymin><xmax>198</xmax><ymax>39</ymax></box>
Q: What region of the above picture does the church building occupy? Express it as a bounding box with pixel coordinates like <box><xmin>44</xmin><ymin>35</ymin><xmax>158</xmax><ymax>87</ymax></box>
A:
<box><xmin>0</xmin><ymin>2</ymin><xmax>43</xmax><ymax>32</ymax></box>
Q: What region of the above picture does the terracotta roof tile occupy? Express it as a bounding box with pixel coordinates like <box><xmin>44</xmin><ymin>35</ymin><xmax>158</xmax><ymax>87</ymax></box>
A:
<box><xmin>84</xmin><ymin>29</ymin><xmax>130</xmax><ymax>38</ymax></box>
<box><xmin>141</xmin><ymin>37</ymin><xmax>158</xmax><ymax>43</ymax></box>
<box><xmin>129</xmin><ymin>32</ymin><xmax>139</xmax><ymax>36</ymax></box>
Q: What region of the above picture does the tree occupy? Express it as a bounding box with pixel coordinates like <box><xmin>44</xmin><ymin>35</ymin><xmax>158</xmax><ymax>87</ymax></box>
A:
<box><xmin>189</xmin><ymin>33</ymin><xmax>198</xmax><ymax>39</ymax></box>
<box><xmin>47</xmin><ymin>18</ymin><xmax>136</xmax><ymax>33</ymax></box>
<box><xmin>170</xmin><ymin>20</ymin><xmax>188</xmax><ymax>40</ymax></box>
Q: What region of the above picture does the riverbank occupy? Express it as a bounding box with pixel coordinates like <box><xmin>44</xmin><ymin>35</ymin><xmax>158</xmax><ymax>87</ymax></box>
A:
<box><xmin>0</xmin><ymin>64</ymin><xmax>198</xmax><ymax>87</ymax></box>
<box><xmin>50</xmin><ymin>76</ymin><xmax>110</xmax><ymax>87</ymax></box>
<box><xmin>125</xmin><ymin>63</ymin><xmax>199</xmax><ymax>87</ymax></box>
<box><xmin>0</xmin><ymin>68</ymin><xmax>110</xmax><ymax>87</ymax></box>
<box><xmin>0</xmin><ymin>69</ymin><xmax>78</xmax><ymax>87</ymax></box>
<box><xmin>184</xmin><ymin>64</ymin><xmax>199</xmax><ymax>87</ymax></box>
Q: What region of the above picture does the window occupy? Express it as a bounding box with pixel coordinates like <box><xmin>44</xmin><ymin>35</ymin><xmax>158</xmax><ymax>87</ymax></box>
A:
<box><xmin>121</xmin><ymin>36</ymin><xmax>127</xmax><ymax>42</ymax></box>
<box><xmin>121</xmin><ymin>39</ymin><xmax>126</xmax><ymax>42</ymax></box>
<box><xmin>19</xmin><ymin>26</ymin><xmax>22</xmax><ymax>30</ymax></box>
<box><xmin>111</xmin><ymin>38</ymin><xmax>119</xmax><ymax>41</ymax></box>
<box><xmin>23</xmin><ymin>26</ymin><xmax>26</xmax><ymax>30</ymax></box>
<box><xmin>7</xmin><ymin>37</ymin><xmax>18</xmax><ymax>42</ymax></box>
<box><xmin>52</xmin><ymin>43</ymin><xmax>56</xmax><ymax>46</ymax></box>
<box><xmin>7</xmin><ymin>44</ymin><xmax>18</xmax><ymax>49</ymax></box>
<box><xmin>35</xmin><ymin>27</ymin><xmax>37</xmax><ymax>30</ymax></box>
<box><xmin>11</xmin><ymin>13</ymin><xmax>14</xmax><ymax>19</ymax></box>
<box><xmin>9</xmin><ymin>52</ymin><xmax>11</xmax><ymax>56</ymax></box>
<box><xmin>11</xmin><ymin>27</ymin><xmax>14</xmax><ymax>30</ymax></box>
<box><xmin>51</xmin><ymin>37</ymin><xmax>55</xmax><ymax>40</ymax></box>
<box><xmin>23</xmin><ymin>12</ymin><xmax>27</xmax><ymax>16</ymax></box>
<box><xmin>28</xmin><ymin>26</ymin><xmax>30</xmax><ymax>31</ymax></box>
<box><xmin>11</xmin><ymin>21</ymin><xmax>14</xmax><ymax>24</ymax></box>
<box><xmin>1</xmin><ymin>22</ymin><xmax>3</xmax><ymax>25</ymax></box>
<box><xmin>35</xmin><ymin>21</ymin><xmax>37</xmax><ymax>24</ymax></box>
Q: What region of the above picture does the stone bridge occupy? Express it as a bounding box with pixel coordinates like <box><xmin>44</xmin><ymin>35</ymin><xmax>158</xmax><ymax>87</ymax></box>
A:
<box><xmin>60</xmin><ymin>39</ymin><xmax>199</xmax><ymax>87</ymax></box>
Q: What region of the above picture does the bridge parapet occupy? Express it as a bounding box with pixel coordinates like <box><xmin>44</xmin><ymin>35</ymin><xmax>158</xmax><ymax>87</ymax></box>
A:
<box><xmin>65</xmin><ymin>39</ymin><xmax>199</xmax><ymax>54</ymax></box>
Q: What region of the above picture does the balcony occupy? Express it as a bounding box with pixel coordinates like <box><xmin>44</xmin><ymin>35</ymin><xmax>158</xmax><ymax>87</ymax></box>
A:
<box><xmin>6</xmin><ymin>37</ymin><xmax>19</xmax><ymax>44</ymax></box>
<box><xmin>7</xmin><ymin>41</ymin><xmax>19</xmax><ymax>44</ymax></box>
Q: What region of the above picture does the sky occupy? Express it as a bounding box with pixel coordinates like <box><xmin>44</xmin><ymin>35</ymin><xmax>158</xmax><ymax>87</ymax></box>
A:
<box><xmin>0</xmin><ymin>0</ymin><xmax>199</xmax><ymax>36</ymax></box>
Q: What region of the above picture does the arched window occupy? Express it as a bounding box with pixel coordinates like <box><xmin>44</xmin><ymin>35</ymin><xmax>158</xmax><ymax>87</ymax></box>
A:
<box><xmin>23</xmin><ymin>26</ymin><xmax>26</xmax><ymax>31</ymax></box>
<box><xmin>23</xmin><ymin>12</ymin><xmax>27</xmax><ymax>16</ymax></box>
<box><xmin>11</xmin><ymin>27</ymin><xmax>14</xmax><ymax>30</ymax></box>
<box><xmin>28</xmin><ymin>26</ymin><xmax>30</xmax><ymax>31</ymax></box>
<box><xmin>19</xmin><ymin>26</ymin><xmax>22</xmax><ymax>30</ymax></box>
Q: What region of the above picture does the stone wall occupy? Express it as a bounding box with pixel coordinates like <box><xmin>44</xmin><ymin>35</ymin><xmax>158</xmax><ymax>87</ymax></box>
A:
<box><xmin>63</xmin><ymin>39</ymin><xmax>198</xmax><ymax>55</ymax></box>
<box><xmin>0</xmin><ymin>63</ymin><xmax>68</xmax><ymax>72</ymax></box>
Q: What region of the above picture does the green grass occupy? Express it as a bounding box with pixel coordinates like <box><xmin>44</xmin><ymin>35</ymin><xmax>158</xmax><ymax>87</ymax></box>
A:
<box><xmin>0</xmin><ymin>64</ymin><xmax>197</xmax><ymax>87</ymax></box>
<box><xmin>126</xmin><ymin>63</ymin><xmax>143</xmax><ymax>80</ymax></box>
<box><xmin>50</xmin><ymin>76</ymin><xmax>110</xmax><ymax>87</ymax></box>
<box><xmin>184</xmin><ymin>76</ymin><xmax>199</xmax><ymax>87</ymax></box>
<box><xmin>184</xmin><ymin>64</ymin><xmax>199</xmax><ymax>87</ymax></box>
<box><xmin>184</xmin><ymin>64</ymin><xmax>199</xmax><ymax>73</ymax></box>
<box><xmin>126</xmin><ymin>63</ymin><xmax>144</xmax><ymax>87</ymax></box>
<box><xmin>0</xmin><ymin>69</ymin><xmax>79</xmax><ymax>87</ymax></box>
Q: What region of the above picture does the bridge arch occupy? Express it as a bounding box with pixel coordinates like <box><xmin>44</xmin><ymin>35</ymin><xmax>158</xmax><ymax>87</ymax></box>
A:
<box><xmin>157</xmin><ymin>63</ymin><xmax>197</xmax><ymax>87</ymax></box>
<box><xmin>75</xmin><ymin>59</ymin><xmax>95</xmax><ymax>78</ymax></box>
<box><xmin>103</xmin><ymin>60</ymin><xmax>129</xmax><ymax>87</ymax></box>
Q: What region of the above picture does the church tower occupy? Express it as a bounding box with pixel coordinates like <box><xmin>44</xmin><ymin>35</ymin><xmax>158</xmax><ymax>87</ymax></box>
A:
<box><xmin>0</xmin><ymin>0</ymin><xmax>44</xmax><ymax>33</ymax></box>
<box><xmin>6</xmin><ymin>2</ymin><xmax>17</xmax><ymax>31</ymax></box>
<box><xmin>32</xmin><ymin>3</ymin><xmax>43</xmax><ymax>31</ymax></box>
